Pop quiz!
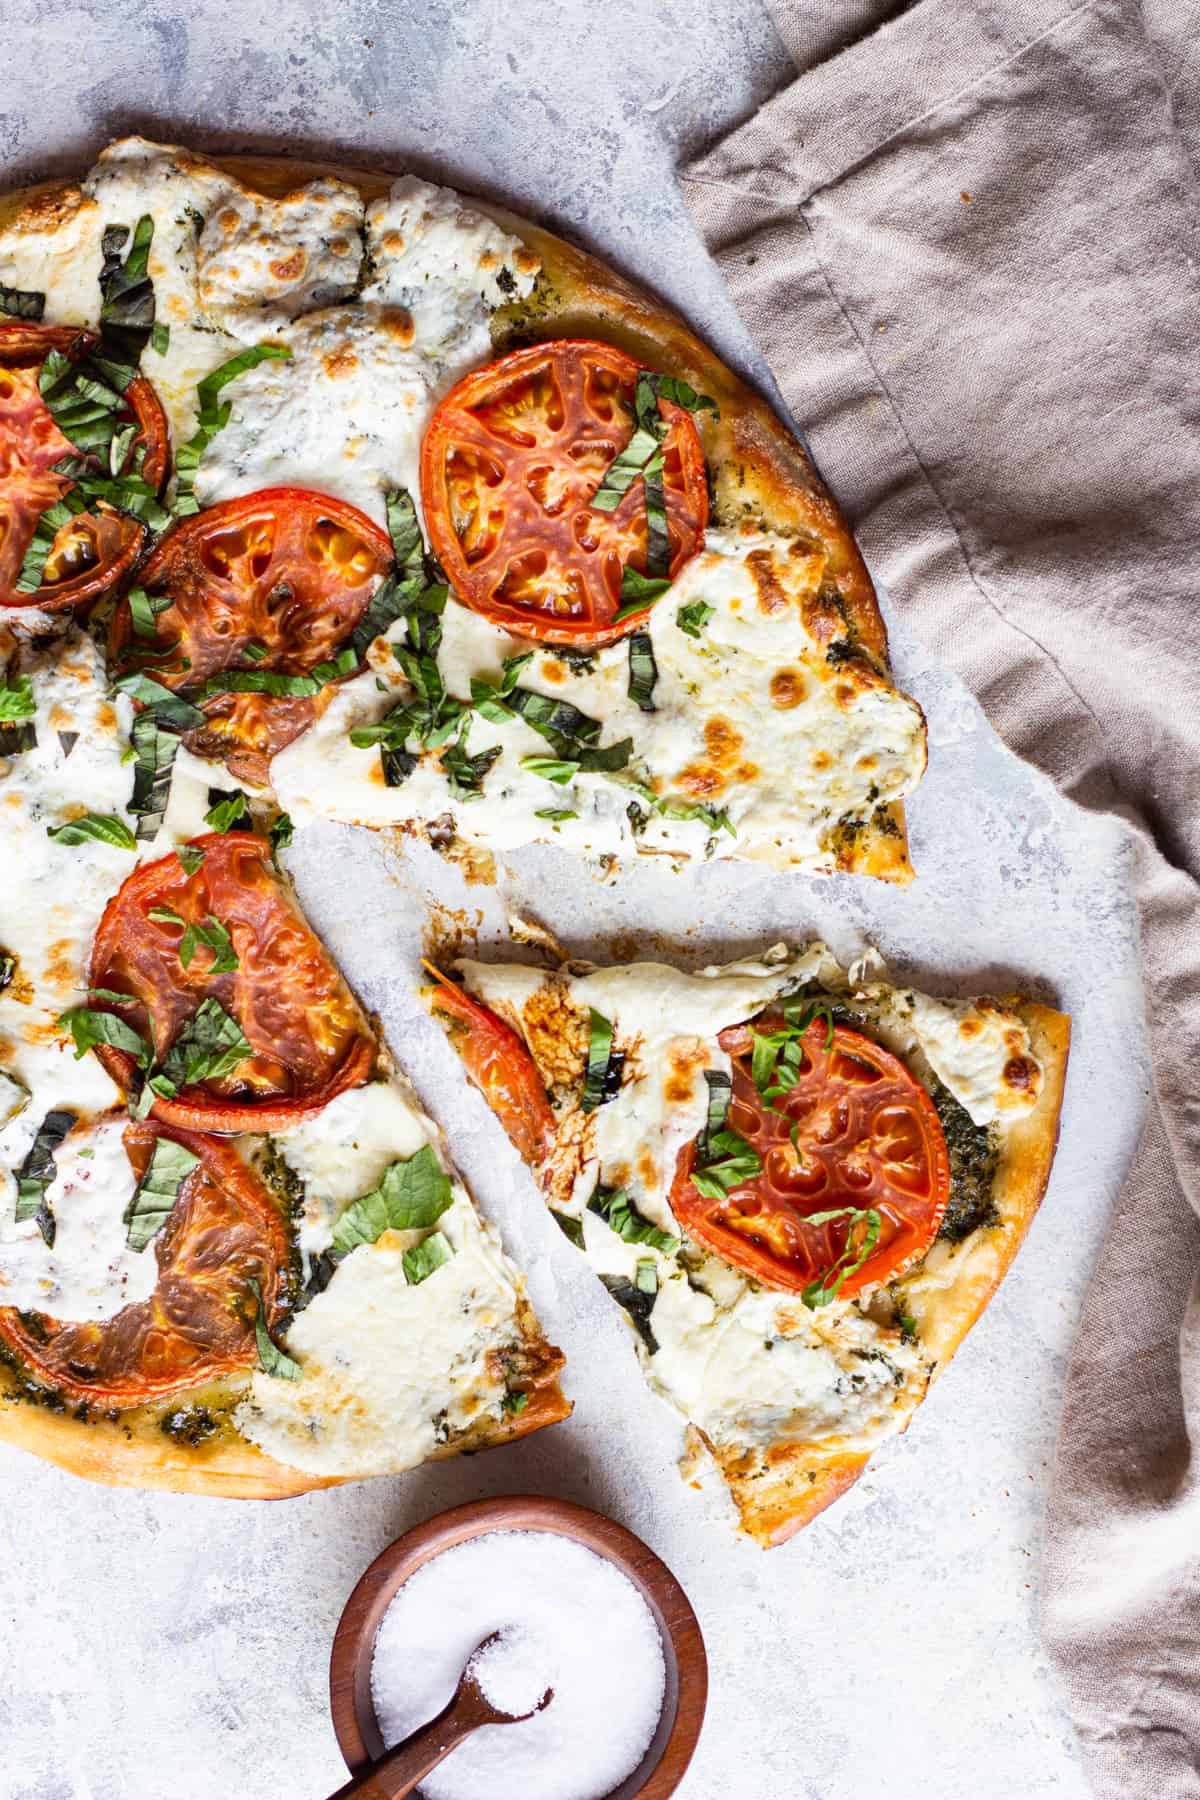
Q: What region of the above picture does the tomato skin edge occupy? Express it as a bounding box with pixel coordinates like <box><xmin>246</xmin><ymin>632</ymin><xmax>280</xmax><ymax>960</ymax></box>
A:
<box><xmin>425</xmin><ymin>963</ymin><xmax>556</xmax><ymax>1167</ymax></box>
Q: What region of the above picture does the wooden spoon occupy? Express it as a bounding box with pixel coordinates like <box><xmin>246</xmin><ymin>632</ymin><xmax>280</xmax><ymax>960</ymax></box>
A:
<box><xmin>325</xmin><ymin>1633</ymin><xmax>552</xmax><ymax>1800</ymax></box>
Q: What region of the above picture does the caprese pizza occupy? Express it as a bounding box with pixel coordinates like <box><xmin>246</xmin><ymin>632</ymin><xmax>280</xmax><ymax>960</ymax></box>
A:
<box><xmin>427</xmin><ymin>944</ymin><xmax>1069</xmax><ymax>1543</ymax></box>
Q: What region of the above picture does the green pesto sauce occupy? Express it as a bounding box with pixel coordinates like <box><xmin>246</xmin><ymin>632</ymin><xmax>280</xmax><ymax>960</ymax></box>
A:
<box><xmin>931</xmin><ymin>1081</ymin><xmax>999</xmax><ymax>1241</ymax></box>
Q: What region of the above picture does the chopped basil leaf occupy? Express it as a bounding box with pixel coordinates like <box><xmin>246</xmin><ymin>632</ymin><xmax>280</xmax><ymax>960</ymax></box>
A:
<box><xmin>58</xmin><ymin>1004</ymin><xmax>150</xmax><ymax>1067</ymax></box>
<box><xmin>615</xmin><ymin>566</ymin><xmax>672</xmax><ymax>620</ymax></box>
<box><xmin>0</xmin><ymin>284</ymin><xmax>45</xmax><ymax>321</ymax></box>
<box><xmin>699</xmin><ymin>1069</ymin><xmax>732</xmax><ymax>1154</ymax></box>
<box><xmin>577</xmin><ymin>737</ymin><xmax>633</xmax><ymax>773</ymax></box>
<box><xmin>381</xmin><ymin>744</ymin><xmax>418</xmax><ymax>787</ymax></box>
<box><xmin>800</xmin><ymin>1207</ymin><xmax>883</xmax><ymax>1309</ymax></box>
<box><xmin>505</xmin><ymin>686</ymin><xmax>601</xmax><ymax>749</ymax></box>
<box><xmin>581</xmin><ymin>1009</ymin><xmax>624</xmax><ymax>1112</ymax></box>
<box><xmin>657</xmin><ymin>797</ymin><xmax>735</xmax><ymax>837</ymax></box>
<box><xmin>45</xmin><ymin>813</ymin><xmax>136</xmax><ymax>850</ymax></box>
<box><xmin>403</xmin><ymin>1231</ymin><xmax>454</xmax><ymax>1285</ymax></box>
<box><xmin>535</xmin><ymin>807</ymin><xmax>577</xmax><ymax>822</ymax></box>
<box><xmin>176</xmin><ymin>915</ymin><xmax>237</xmax><ymax>975</ymax></box>
<box><xmin>590</xmin><ymin>420</ymin><xmax>663</xmax><ymax>512</ymax></box>
<box><xmin>502</xmin><ymin>1389</ymin><xmax>529</xmax><ymax>1416</ymax></box>
<box><xmin>781</xmin><ymin>996</ymin><xmax>837</xmax><ymax>1049</ymax></box>
<box><xmin>599</xmin><ymin>1272</ymin><xmax>659</xmax><ymax>1354</ymax></box>
<box><xmin>249</xmin><ymin>1277</ymin><xmax>301</xmax><ymax>1379</ymax></box>
<box><xmin>652</xmin><ymin>376</ymin><xmax>719</xmax><ymax>418</ymax></box>
<box><xmin>242</xmin><ymin>640</ymin><xmax>268</xmax><ymax>663</ymax></box>
<box><xmin>269</xmin><ymin>813</ymin><xmax>293</xmax><ymax>855</ymax></box>
<box><xmin>441</xmin><ymin>723</ymin><xmax>501</xmax><ymax>799</ymax></box>
<box><xmin>173</xmin><ymin>345</ymin><xmax>292</xmax><ymax>515</ymax></box>
<box><xmin>204</xmin><ymin>791</ymin><xmax>249</xmax><ymax>833</ymax></box>
<box><xmin>127</xmin><ymin>585</ymin><xmax>173</xmax><ymax>638</ymax></box>
<box><xmin>176</xmin><ymin>843</ymin><xmax>205</xmax><ymax>877</ymax></box>
<box><xmin>676</xmin><ymin>600</ymin><xmax>714</xmax><ymax>639</ymax></box>
<box><xmin>113</xmin><ymin>671</ymin><xmax>206</xmax><ymax>732</ymax></box>
<box><xmin>14</xmin><ymin>1109</ymin><xmax>77</xmax><ymax>1246</ymax></box>
<box><xmin>13</xmin><ymin>489</ymin><xmax>88</xmax><ymax>593</ymax></box>
<box><xmin>635</xmin><ymin>1257</ymin><xmax>658</xmax><ymax>1295</ymax></box>
<box><xmin>588</xmin><ymin>1184</ymin><xmax>679</xmax><ymax>1254</ymax></box>
<box><xmin>627</xmin><ymin>632</ymin><xmax>658</xmax><ymax>712</ymax></box>
<box><xmin>150</xmin><ymin>321</ymin><xmax>170</xmax><ymax>356</ymax></box>
<box><xmin>642</xmin><ymin>452</ymin><xmax>670</xmax><ymax>579</ymax></box>
<box><xmin>194</xmin><ymin>669</ymin><xmax>321</xmax><ymax>699</ymax></box>
<box><xmin>330</xmin><ymin>1145</ymin><xmax>453</xmax><ymax>1258</ymax></box>
<box><xmin>386</xmin><ymin>486</ymin><xmax>424</xmax><ymax>572</ymax></box>
<box><xmin>521</xmin><ymin>755</ymin><xmax>578</xmax><ymax>784</ymax></box>
<box><xmin>124</xmin><ymin>1136</ymin><xmax>200</xmax><ymax>1252</ymax></box>
<box><xmin>551</xmin><ymin>1209</ymin><xmax>585</xmax><ymax>1249</ymax></box>
<box><xmin>97</xmin><ymin>215</ymin><xmax>156</xmax><ymax>378</ymax></box>
<box><xmin>689</xmin><ymin>1125</ymin><xmax>762</xmax><ymax>1201</ymax></box>
<box><xmin>129</xmin><ymin>713</ymin><xmax>181</xmax><ymax>839</ymax></box>
<box><xmin>0</xmin><ymin>673</ymin><xmax>36</xmax><ymax>723</ymax></box>
<box><xmin>158</xmin><ymin>998</ymin><xmax>251</xmax><ymax>1090</ymax></box>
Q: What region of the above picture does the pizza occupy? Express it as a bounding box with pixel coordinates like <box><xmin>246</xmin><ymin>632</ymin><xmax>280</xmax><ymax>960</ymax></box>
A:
<box><xmin>0</xmin><ymin>137</ymin><xmax>1058</xmax><ymax>1525</ymax></box>
<box><xmin>0</xmin><ymin>619</ymin><xmax>566</xmax><ymax>1494</ymax></box>
<box><xmin>427</xmin><ymin>944</ymin><xmax>1069</xmax><ymax>1544</ymax></box>
<box><xmin>0</xmin><ymin>136</ymin><xmax>927</xmax><ymax>879</ymax></box>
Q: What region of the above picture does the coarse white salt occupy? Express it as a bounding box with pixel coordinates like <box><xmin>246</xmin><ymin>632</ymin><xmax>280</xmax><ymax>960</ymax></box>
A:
<box><xmin>370</xmin><ymin>1528</ymin><xmax>667</xmax><ymax>1800</ymax></box>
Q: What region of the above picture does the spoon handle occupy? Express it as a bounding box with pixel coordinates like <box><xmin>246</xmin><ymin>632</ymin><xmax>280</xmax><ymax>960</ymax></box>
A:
<box><xmin>325</xmin><ymin>1690</ymin><xmax>491</xmax><ymax>1800</ymax></box>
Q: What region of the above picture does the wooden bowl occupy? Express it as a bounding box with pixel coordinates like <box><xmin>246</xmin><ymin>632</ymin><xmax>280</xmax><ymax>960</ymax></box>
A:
<box><xmin>329</xmin><ymin>1494</ymin><xmax>707</xmax><ymax>1799</ymax></box>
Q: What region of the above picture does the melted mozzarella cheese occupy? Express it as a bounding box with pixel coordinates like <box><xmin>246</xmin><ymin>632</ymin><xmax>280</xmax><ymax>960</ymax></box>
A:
<box><xmin>197</xmin><ymin>177</ymin><xmax>365</xmax><ymax>338</ymax></box>
<box><xmin>457</xmin><ymin>943</ymin><xmax>1041</xmax><ymax>1456</ymax></box>
<box><xmin>0</xmin><ymin>1116</ymin><xmax>156</xmax><ymax>1321</ymax></box>
<box><xmin>234</xmin><ymin>1072</ymin><xmax>538</xmax><ymax>1477</ymax></box>
<box><xmin>0</xmin><ymin>628</ymin><xmax>131</xmax><ymax>1205</ymax></box>
<box><xmin>273</xmin><ymin>529</ymin><xmax>927</xmax><ymax>869</ymax></box>
<box><xmin>235</xmin><ymin>1188</ymin><xmax>520</xmax><ymax>1478</ymax></box>
<box><xmin>856</xmin><ymin>985</ymin><xmax>1044</xmax><ymax>1126</ymax></box>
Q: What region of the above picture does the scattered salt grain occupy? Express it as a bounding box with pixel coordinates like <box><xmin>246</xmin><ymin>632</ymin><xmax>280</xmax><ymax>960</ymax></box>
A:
<box><xmin>370</xmin><ymin>1528</ymin><xmax>667</xmax><ymax>1800</ymax></box>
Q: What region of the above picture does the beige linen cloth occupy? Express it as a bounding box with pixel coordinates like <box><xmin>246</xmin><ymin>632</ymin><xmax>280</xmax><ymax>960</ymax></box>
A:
<box><xmin>679</xmin><ymin>2</ymin><xmax>1200</xmax><ymax>1794</ymax></box>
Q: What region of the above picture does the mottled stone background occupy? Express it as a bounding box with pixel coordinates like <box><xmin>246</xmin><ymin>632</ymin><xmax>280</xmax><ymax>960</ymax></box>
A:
<box><xmin>0</xmin><ymin>5</ymin><xmax>1138</xmax><ymax>1797</ymax></box>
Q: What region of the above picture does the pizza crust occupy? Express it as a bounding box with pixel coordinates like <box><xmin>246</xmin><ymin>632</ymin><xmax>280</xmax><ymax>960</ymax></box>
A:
<box><xmin>719</xmin><ymin>1001</ymin><xmax>1071</xmax><ymax>1545</ymax></box>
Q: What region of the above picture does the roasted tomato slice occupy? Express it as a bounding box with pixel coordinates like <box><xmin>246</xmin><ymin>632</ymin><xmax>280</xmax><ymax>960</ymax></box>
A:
<box><xmin>0</xmin><ymin>321</ymin><xmax>168</xmax><ymax>611</ymax></box>
<box><xmin>87</xmin><ymin>832</ymin><xmax>376</xmax><ymax>1133</ymax></box>
<box><xmin>420</xmin><ymin>339</ymin><xmax>708</xmax><ymax>647</ymax></box>
<box><xmin>670</xmin><ymin>1018</ymin><xmax>950</xmax><ymax>1298</ymax></box>
<box><xmin>426</xmin><ymin>965</ymin><xmax>556</xmax><ymax>1166</ymax></box>
<box><xmin>109</xmin><ymin>487</ymin><xmax>394</xmax><ymax>786</ymax></box>
<box><xmin>0</xmin><ymin>1119</ymin><xmax>291</xmax><ymax>1408</ymax></box>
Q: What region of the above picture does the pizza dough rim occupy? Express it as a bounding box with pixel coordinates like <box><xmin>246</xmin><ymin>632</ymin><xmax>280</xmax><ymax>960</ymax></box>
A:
<box><xmin>0</xmin><ymin>147</ymin><xmax>917</xmax><ymax>881</ymax></box>
<box><xmin>715</xmin><ymin>999</ymin><xmax>1072</xmax><ymax>1546</ymax></box>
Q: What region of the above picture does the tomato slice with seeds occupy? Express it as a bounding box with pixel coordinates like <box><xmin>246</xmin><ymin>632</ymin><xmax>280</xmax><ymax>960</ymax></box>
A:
<box><xmin>426</xmin><ymin>965</ymin><xmax>556</xmax><ymax>1166</ymax></box>
<box><xmin>109</xmin><ymin>487</ymin><xmax>394</xmax><ymax>787</ymax></box>
<box><xmin>0</xmin><ymin>1119</ymin><xmax>291</xmax><ymax>1408</ymax></box>
<box><xmin>0</xmin><ymin>321</ymin><xmax>169</xmax><ymax>611</ymax></box>
<box><xmin>420</xmin><ymin>339</ymin><xmax>708</xmax><ymax>647</ymax></box>
<box><xmin>87</xmin><ymin>832</ymin><xmax>376</xmax><ymax>1133</ymax></box>
<box><xmin>670</xmin><ymin>1018</ymin><xmax>950</xmax><ymax>1298</ymax></box>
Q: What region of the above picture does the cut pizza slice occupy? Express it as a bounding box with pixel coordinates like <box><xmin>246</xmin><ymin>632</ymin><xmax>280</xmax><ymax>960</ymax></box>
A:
<box><xmin>0</xmin><ymin>137</ymin><xmax>928</xmax><ymax>879</ymax></box>
<box><xmin>0</xmin><ymin>625</ymin><xmax>566</xmax><ymax>1495</ymax></box>
<box><xmin>427</xmin><ymin>942</ymin><xmax>1069</xmax><ymax>1545</ymax></box>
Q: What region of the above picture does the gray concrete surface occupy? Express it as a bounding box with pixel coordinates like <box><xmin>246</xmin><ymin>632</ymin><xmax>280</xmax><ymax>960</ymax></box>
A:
<box><xmin>0</xmin><ymin>5</ymin><xmax>1137</xmax><ymax>1797</ymax></box>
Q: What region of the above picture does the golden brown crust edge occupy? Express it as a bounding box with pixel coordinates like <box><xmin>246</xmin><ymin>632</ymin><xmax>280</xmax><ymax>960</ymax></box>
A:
<box><xmin>0</xmin><ymin>147</ymin><xmax>914</xmax><ymax>881</ymax></box>
<box><xmin>722</xmin><ymin>1000</ymin><xmax>1071</xmax><ymax>1546</ymax></box>
<box><xmin>0</xmin><ymin>1342</ymin><xmax>569</xmax><ymax>1498</ymax></box>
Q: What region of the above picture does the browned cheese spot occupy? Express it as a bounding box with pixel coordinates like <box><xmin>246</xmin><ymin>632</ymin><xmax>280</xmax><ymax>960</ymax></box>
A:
<box><xmin>770</xmin><ymin>667</ymin><xmax>806</xmax><ymax>710</ymax></box>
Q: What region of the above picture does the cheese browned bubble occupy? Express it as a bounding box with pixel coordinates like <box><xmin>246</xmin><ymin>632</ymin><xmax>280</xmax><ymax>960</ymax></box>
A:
<box><xmin>234</xmin><ymin>1076</ymin><xmax>528</xmax><ymax>1477</ymax></box>
<box><xmin>273</xmin><ymin>528</ymin><xmax>928</xmax><ymax>870</ymax></box>
<box><xmin>456</xmin><ymin>944</ymin><xmax>1042</xmax><ymax>1467</ymax></box>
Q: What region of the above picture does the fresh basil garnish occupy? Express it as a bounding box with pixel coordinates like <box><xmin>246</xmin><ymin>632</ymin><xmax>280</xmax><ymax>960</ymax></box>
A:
<box><xmin>113</xmin><ymin>670</ymin><xmax>206</xmax><ymax>733</ymax></box>
<box><xmin>581</xmin><ymin>1008</ymin><xmax>624</xmax><ymax>1112</ymax></box>
<box><xmin>249</xmin><ymin>1277</ymin><xmax>301</xmax><ymax>1379</ymax></box>
<box><xmin>800</xmin><ymin>1207</ymin><xmax>883</xmax><ymax>1310</ymax></box>
<box><xmin>535</xmin><ymin>807</ymin><xmax>577</xmax><ymax>822</ymax></box>
<box><xmin>129</xmin><ymin>713</ymin><xmax>181</xmax><ymax>840</ymax></box>
<box><xmin>403</xmin><ymin>1231</ymin><xmax>454</xmax><ymax>1285</ymax></box>
<box><xmin>149</xmin><ymin>908</ymin><xmax>237</xmax><ymax>975</ymax></box>
<box><xmin>0</xmin><ymin>672</ymin><xmax>36</xmax><ymax>746</ymax></box>
<box><xmin>521</xmin><ymin>755</ymin><xmax>577</xmax><ymax>784</ymax></box>
<box><xmin>173</xmin><ymin>344</ymin><xmax>293</xmax><ymax>515</ymax></box>
<box><xmin>751</xmin><ymin>1000</ymin><xmax>836</xmax><ymax>1109</ymax></box>
<box><xmin>615</xmin><ymin>567</ymin><xmax>672</xmax><ymax>620</ymax></box>
<box><xmin>176</xmin><ymin>843</ymin><xmax>206</xmax><ymax>877</ymax></box>
<box><xmin>268</xmin><ymin>813</ymin><xmax>293</xmax><ymax>855</ymax></box>
<box><xmin>58</xmin><ymin>1003</ymin><xmax>150</xmax><ymax>1067</ymax></box>
<box><xmin>96</xmin><ymin>215</ymin><xmax>156</xmax><ymax>380</ymax></box>
<box><xmin>657</xmin><ymin>796</ymin><xmax>735</xmax><ymax>837</ymax></box>
<box><xmin>502</xmin><ymin>1388</ymin><xmax>529</xmax><ymax>1416</ymax></box>
<box><xmin>676</xmin><ymin>600</ymin><xmax>714</xmax><ymax>639</ymax></box>
<box><xmin>588</xmin><ymin>1184</ymin><xmax>679</xmax><ymax>1254</ymax></box>
<box><xmin>330</xmin><ymin>1145</ymin><xmax>453</xmax><ymax>1258</ymax></box>
<box><xmin>150</xmin><ymin>321</ymin><xmax>170</xmax><ymax>356</ymax></box>
<box><xmin>442</xmin><ymin>725</ymin><xmax>501</xmax><ymax>799</ymax></box>
<box><xmin>127</xmin><ymin>585</ymin><xmax>173</xmax><ymax>639</ymax></box>
<box><xmin>13</xmin><ymin>489</ymin><xmax>88</xmax><ymax>594</ymax></box>
<box><xmin>551</xmin><ymin>1210</ymin><xmax>586</xmax><ymax>1249</ymax></box>
<box><xmin>635</xmin><ymin>1257</ymin><xmax>658</xmax><ymax>1295</ymax></box>
<box><xmin>45</xmin><ymin>813</ymin><xmax>136</xmax><ymax>850</ymax></box>
<box><xmin>0</xmin><ymin>284</ymin><xmax>45</xmax><ymax>321</ymax></box>
<box><xmin>627</xmin><ymin>632</ymin><xmax>658</xmax><ymax>712</ymax></box>
<box><xmin>14</xmin><ymin>1109</ymin><xmax>77</xmax><ymax>1246</ymax></box>
<box><xmin>599</xmin><ymin>1272</ymin><xmax>659</xmax><ymax>1353</ymax></box>
<box><xmin>689</xmin><ymin>1123</ymin><xmax>761</xmax><ymax>1201</ymax></box>
<box><xmin>124</xmin><ymin>1136</ymin><xmax>200</xmax><ymax>1252</ymax></box>
<box><xmin>204</xmin><ymin>790</ymin><xmax>249</xmax><ymax>833</ymax></box>
<box><xmin>157</xmin><ymin>997</ymin><xmax>251</xmax><ymax>1092</ymax></box>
